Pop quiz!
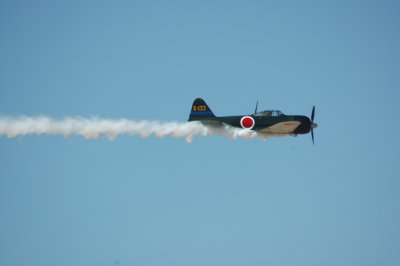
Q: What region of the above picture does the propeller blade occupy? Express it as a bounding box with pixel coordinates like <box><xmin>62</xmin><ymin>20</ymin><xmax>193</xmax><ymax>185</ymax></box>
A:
<box><xmin>311</xmin><ymin>129</ymin><xmax>315</xmax><ymax>145</ymax></box>
<box><xmin>311</xmin><ymin>105</ymin><xmax>315</xmax><ymax>122</ymax></box>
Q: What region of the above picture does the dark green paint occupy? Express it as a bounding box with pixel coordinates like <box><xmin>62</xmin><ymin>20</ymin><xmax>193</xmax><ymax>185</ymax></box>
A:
<box><xmin>188</xmin><ymin>98</ymin><xmax>313</xmax><ymax>135</ymax></box>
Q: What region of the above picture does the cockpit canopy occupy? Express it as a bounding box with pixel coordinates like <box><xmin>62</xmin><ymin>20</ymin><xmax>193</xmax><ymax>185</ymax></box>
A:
<box><xmin>254</xmin><ymin>110</ymin><xmax>285</xmax><ymax>117</ymax></box>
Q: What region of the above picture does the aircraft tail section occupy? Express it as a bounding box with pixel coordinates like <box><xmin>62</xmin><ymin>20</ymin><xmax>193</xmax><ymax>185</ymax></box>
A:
<box><xmin>188</xmin><ymin>98</ymin><xmax>217</xmax><ymax>121</ymax></box>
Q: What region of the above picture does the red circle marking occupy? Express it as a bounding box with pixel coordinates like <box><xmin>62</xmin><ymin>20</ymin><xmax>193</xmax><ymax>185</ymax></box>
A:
<box><xmin>240</xmin><ymin>116</ymin><xmax>255</xmax><ymax>129</ymax></box>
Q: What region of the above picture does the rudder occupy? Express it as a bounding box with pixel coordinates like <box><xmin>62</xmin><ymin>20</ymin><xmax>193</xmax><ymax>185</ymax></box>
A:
<box><xmin>188</xmin><ymin>98</ymin><xmax>216</xmax><ymax>121</ymax></box>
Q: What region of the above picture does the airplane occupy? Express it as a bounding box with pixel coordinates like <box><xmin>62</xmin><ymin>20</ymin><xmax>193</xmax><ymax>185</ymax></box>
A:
<box><xmin>188</xmin><ymin>98</ymin><xmax>318</xmax><ymax>143</ymax></box>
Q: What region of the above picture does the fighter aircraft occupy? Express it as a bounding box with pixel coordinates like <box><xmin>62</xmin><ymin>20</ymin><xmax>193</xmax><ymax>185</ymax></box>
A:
<box><xmin>188</xmin><ymin>98</ymin><xmax>318</xmax><ymax>143</ymax></box>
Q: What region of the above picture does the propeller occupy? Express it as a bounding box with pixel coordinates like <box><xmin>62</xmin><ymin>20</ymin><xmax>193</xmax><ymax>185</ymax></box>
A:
<box><xmin>311</xmin><ymin>105</ymin><xmax>315</xmax><ymax>122</ymax></box>
<box><xmin>310</xmin><ymin>106</ymin><xmax>317</xmax><ymax>144</ymax></box>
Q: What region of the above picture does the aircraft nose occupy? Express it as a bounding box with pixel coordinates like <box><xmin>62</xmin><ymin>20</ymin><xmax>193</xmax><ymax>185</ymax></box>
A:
<box><xmin>311</xmin><ymin>122</ymin><xmax>318</xmax><ymax>129</ymax></box>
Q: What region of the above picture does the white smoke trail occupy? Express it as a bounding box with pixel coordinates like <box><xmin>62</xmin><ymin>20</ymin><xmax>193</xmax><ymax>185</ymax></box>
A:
<box><xmin>0</xmin><ymin>115</ymin><xmax>286</xmax><ymax>143</ymax></box>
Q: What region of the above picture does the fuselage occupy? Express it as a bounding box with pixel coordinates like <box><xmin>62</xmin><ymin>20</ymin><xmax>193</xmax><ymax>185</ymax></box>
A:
<box><xmin>214</xmin><ymin>115</ymin><xmax>312</xmax><ymax>135</ymax></box>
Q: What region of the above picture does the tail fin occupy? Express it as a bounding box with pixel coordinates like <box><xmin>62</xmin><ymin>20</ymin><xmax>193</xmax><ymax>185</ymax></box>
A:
<box><xmin>188</xmin><ymin>98</ymin><xmax>216</xmax><ymax>121</ymax></box>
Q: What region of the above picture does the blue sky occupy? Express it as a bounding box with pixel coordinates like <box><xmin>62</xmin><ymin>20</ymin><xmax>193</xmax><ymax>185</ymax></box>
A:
<box><xmin>1</xmin><ymin>1</ymin><xmax>399</xmax><ymax>266</ymax></box>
